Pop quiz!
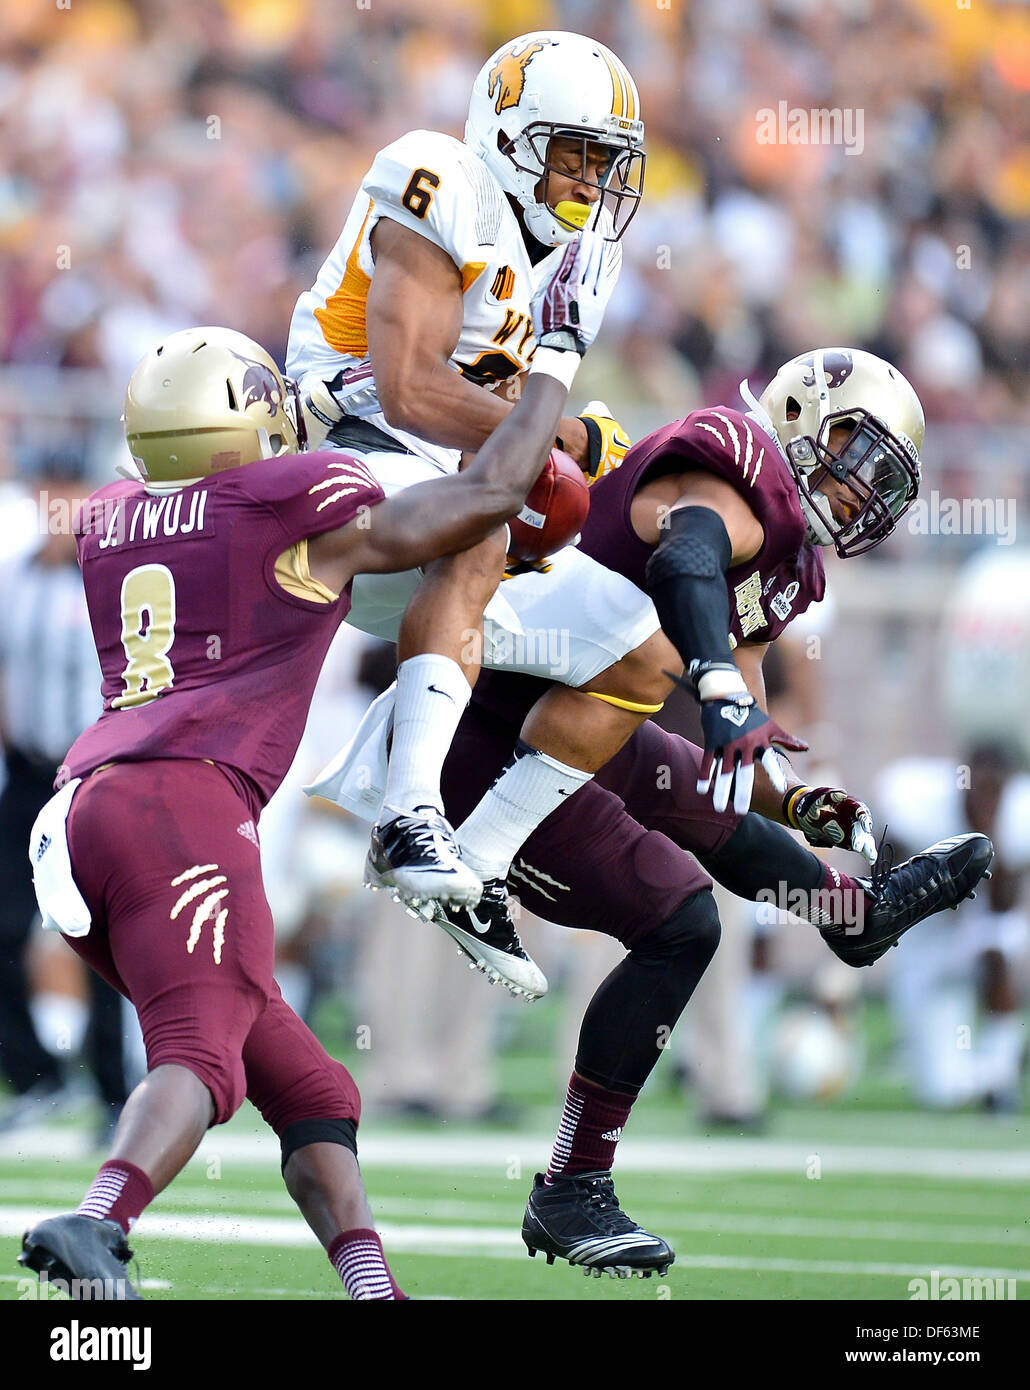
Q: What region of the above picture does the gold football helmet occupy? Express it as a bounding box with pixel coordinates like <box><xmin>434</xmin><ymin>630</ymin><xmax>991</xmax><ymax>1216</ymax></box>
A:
<box><xmin>124</xmin><ymin>327</ymin><xmax>299</xmax><ymax>487</ymax></box>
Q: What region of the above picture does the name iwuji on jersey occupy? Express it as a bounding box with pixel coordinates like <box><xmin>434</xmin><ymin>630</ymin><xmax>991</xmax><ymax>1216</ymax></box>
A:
<box><xmin>62</xmin><ymin>452</ymin><xmax>384</xmax><ymax>812</ymax></box>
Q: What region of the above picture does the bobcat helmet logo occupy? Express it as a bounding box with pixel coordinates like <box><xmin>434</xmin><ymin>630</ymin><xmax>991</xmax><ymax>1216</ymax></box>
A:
<box><xmin>798</xmin><ymin>349</ymin><xmax>855</xmax><ymax>391</ymax></box>
<box><xmin>488</xmin><ymin>39</ymin><xmax>545</xmax><ymax>116</ymax></box>
<box><xmin>229</xmin><ymin>351</ymin><xmax>283</xmax><ymax>417</ymax></box>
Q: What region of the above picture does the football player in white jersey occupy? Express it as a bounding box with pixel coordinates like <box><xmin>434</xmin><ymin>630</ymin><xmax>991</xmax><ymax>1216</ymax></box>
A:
<box><xmin>288</xmin><ymin>33</ymin><xmax>752</xmax><ymax>996</ymax></box>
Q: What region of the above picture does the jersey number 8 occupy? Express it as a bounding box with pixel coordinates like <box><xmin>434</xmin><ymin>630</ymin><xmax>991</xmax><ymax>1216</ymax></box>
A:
<box><xmin>113</xmin><ymin>563</ymin><xmax>176</xmax><ymax>708</ymax></box>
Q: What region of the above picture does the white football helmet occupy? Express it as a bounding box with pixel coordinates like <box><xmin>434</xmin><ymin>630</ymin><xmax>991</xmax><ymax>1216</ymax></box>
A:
<box><xmin>749</xmin><ymin>348</ymin><xmax>924</xmax><ymax>558</ymax></box>
<box><xmin>465</xmin><ymin>31</ymin><xmax>644</xmax><ymax>247</ymax></box>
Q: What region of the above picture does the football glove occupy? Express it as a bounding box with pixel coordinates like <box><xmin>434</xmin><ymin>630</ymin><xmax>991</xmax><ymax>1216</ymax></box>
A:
<box><xmin>296</xmin><ymin>366</ymin><xmax>382</xmax><ymax>450</ymax></box>
<box><xmin>531</xmin><ymin>230</ymin><xmax>622</xmax><ymax>357</ymax></box>
<box><xmin>698</xmin><ymin>692</ymin><xmax>809</xmax><ymax>816</ymax></box>
<box><xmin>784</xmin><ymin>785</ymin><xmax>877</xmax><ymax>864</ymax></box>
<box><xmin>578</xmin><ymin>400</ymin><xmax>631</xmax><ymax>483</ymax></box>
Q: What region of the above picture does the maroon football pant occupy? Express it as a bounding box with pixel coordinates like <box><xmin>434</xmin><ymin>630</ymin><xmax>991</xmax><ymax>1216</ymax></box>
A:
<box><xmin>65</xmin><ymin>760</ymin><xmax>359</xmax><ymax>1129</ymax></box>
<box><xmin>441</xmin><ymin>705</ymin><xmax>741</xmax><ymax>946</ymax></box>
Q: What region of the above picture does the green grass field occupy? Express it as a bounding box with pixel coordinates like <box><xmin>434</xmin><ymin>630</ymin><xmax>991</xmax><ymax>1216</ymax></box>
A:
<box><xmin>2</xmin><ymin>996</ymin><xmax>1028</xmax><ymax>1302</ymax></box>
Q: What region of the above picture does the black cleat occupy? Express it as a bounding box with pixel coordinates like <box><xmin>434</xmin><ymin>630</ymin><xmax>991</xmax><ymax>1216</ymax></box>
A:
<box><xmin>365</xmin><ymin>806</ymin><xmax>481</xmax><ymax>908</ymax></box>
<box><xmin>423</xmin><ymin>879</ymin><xmax>548</xmax><ymax>1000</ymax></box>
<box><xmin>820</xmin><ymin>832</ymin><xmax>994</xmax><ymax>968</ymax></box>
<box><xmin>522</xmin><ymin>1171</ymin><xmax>674</xmax><ymax>1278</ymax></box>
<box><xmin>19</xmin><ymin>1213</ymin><xmax>141</xmax><ymax>1300</ymax></box>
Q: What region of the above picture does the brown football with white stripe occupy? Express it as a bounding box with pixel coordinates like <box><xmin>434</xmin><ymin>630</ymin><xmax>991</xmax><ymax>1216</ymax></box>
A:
<box><xmin>507</xmin><ymin>447</ymin><xmax>590</xmax><ymax>563</ymax></box>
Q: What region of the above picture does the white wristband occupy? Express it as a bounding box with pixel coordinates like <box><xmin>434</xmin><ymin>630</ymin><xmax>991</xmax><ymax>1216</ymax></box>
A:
<box><xmin>529</xmin><ymin>346</ymin><xmax>580</xmax><ymax>390</ymax></box>
<box><xmin>698</xmin><ymin>668</ymin><xmax>749</xmax><ymax>701</ymax></box>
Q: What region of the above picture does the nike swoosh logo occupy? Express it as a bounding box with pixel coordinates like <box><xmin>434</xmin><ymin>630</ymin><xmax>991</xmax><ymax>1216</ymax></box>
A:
<box><xmin>466</xmin><ymin>911</ymin><xmax>491</xmax><ymax>935</ymax></box>
<box><xmin>428</xmin><ymin>685</ymin><xmax>457</xmax><ymax>704</ymax></box>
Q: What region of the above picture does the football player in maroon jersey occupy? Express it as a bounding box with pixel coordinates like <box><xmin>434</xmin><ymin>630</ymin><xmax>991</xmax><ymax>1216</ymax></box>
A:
<box><xmin>423</xmin><ymin>348</ymin><xmax>993</xmax><ymax>1277</ymax></box>
<box><xmin>18</xmin><ymin>232</ymin><xmax>611</xmax><ymax>1301</ymax></box>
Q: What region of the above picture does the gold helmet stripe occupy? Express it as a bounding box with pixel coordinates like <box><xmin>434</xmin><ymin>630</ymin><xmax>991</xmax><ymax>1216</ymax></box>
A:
<box><xmin>615</xmin><ymin>54</ymin><xmax>638</xmax><ymax>122</ymax></box>
<box><xmin>600</xmin><ymin>50</ymin><xmax>627</xmax><ymax>118</ymax></box>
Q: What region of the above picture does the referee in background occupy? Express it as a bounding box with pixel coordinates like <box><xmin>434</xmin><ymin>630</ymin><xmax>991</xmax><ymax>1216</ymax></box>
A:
<box><xmin>0</xmin><ymin>440</ymin><xmax>129</xmax><ymax>1142</ymax></box>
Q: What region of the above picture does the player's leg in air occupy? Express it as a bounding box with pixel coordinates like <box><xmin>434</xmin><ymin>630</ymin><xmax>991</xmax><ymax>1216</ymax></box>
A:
<box><xmin>435</xmin><ymin>704</ymin><xmax>993</xmax><ymax>1276</ymax></box>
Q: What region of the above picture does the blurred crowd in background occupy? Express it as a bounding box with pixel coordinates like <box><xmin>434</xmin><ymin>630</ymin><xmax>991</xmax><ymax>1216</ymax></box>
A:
<box><xmin>1</xmin><ymin>0</ymin><xmax>1028</xmax><ymax>1133</ymax></box>
<box><xmin>2</xmin><ymin>0</ymin><xmax>1030</xmax><ymax>425</ymax></box>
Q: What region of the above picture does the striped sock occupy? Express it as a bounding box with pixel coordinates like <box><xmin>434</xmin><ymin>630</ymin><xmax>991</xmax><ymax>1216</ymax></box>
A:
<box><xmin>76</xmin><ymin>1160</ymin><xmax>154</xmax><ymax>1234</ymax></box>
<box><xmin>328</xmin><ymin>1229</ymin><xmax>406</xmax><ymax>1301</ymax></box>
<box><xmin>545</xmin><ymin>1072</ymin><xmax>634</xmax><ymax>1182</ymax></box>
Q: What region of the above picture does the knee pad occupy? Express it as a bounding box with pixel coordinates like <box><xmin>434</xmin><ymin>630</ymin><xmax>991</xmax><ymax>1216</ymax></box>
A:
<box><xmin>280</xmin><ymin>1116</ymin><xmax>358</xmax><ymax>1173</ymax></box>
<box><xmin>632</xmin><ymin>888</ymin><xmax>721</xmax><ymax>966</ymax></box>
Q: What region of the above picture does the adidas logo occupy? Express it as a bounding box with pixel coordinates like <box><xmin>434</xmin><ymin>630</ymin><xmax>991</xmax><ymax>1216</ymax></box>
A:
<box><xmin>601</xmin><ymin>1127</ymin><xmax>623</xmax><ymax>1143</ymax></box>
<box><xmin>35</xmin><ymin>833</ymin><xmax>52</xmax><ymax>863</ymax></box>
<box><xmin>237</xmin><ymin>820</ymin><xmax>259</xmax><ymax>848</ymax></box>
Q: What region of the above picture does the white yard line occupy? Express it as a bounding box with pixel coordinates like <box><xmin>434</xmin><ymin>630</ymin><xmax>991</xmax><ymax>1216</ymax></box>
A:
<box><xmin>2</xmin><ymin>1196</ymin><xmax>1026</xmax><ymax>1251</ymax></box>
<box><xmin>2</xmin><ymin>1208</ymin><xmax>1029</xmax><ymax>1284</ymax></box>
<box><xmin>4</xmin><ymin>1128</ymin><xmax>1030</xmax><ymax>1180</ymax></box>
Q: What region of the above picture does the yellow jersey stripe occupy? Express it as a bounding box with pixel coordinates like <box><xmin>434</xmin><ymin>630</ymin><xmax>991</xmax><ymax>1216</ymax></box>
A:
<box><xmin>314</xmin><ymin>198</ymin><xmax>373</xmax><ymax>357</ymax></box>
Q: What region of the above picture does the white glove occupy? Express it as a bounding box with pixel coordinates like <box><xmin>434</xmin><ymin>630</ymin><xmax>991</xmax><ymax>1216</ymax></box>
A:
<box><xmin>531</xmin><ymin>230</ymin><xmax>622</xmax><ymax>357</ymax></box>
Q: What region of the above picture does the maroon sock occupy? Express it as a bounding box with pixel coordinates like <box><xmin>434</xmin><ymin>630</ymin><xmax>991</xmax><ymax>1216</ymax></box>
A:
<box><xmin>817</xmin><ymin>863</ymin><xmax>870</xmax><ymax>929</ymax></box>
<box><xmin>77</xmin><ymin>1160</ymin><xmax>154</xmax><ymax>1234</ymax></box>
<box><xmin>545</xmin><ymin>1072</ymin><xmax>634</xmax><ymax>1182</ymax></box>
<box><xmin>329</xmin><ymin>1229</ymin><xmax>406</xmax><ymax>1300</ymax></box>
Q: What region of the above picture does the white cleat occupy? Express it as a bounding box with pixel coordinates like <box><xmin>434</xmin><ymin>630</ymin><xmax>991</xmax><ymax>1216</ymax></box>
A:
<box><xmin>415</xmin><ymin>881</ymin><xmax>548</xmax><ymax>1001</ymax></box>
<box><xmin>365</xmin><ymin>807</ymin><xmax>482</xmax><ymax>908</ymax></box>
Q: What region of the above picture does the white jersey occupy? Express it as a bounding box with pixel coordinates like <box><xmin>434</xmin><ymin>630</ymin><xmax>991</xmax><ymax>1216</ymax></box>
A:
<box><xmin>288</xmin><ymin>129</ymin><xmax>576</xmax><ymax>475</ymax></box>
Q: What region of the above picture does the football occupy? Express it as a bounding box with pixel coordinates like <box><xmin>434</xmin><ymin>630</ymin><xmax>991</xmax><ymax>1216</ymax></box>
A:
<box><xmin>506</xmin><ymin>447</ymin><xmax>590</xmax><ymax>563</ymax></box>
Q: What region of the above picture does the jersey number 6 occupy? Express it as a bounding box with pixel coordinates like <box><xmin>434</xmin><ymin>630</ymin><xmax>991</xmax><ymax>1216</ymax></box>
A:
<box><xmin>401</xmin><ymin>168</ymin><xmax>441</xmax><ymax>220</ymax></box>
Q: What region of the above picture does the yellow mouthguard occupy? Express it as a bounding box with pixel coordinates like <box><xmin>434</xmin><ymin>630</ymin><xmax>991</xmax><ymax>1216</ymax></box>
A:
<box><xmin>554</xmin><ymin>200</ymin><xmax>592</xmax><ymax>230</ymax></box>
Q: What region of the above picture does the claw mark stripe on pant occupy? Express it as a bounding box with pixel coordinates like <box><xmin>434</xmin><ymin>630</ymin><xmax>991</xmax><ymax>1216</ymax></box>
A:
<box><xmin>511</xmin><ymin>857</ymin><xmax>571</xmax><ymax>903</ymax></box>
<box><xmin>170</xmin><ymin>864</ymin><xmax>229</xmax><ymax>964</ymax></box>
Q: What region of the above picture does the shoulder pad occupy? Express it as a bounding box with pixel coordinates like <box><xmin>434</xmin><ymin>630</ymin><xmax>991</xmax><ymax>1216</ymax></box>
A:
<box><xmin>363</xmin><ymin>131</ymin><xmax>488</xmax><ymax>263</ymax></box>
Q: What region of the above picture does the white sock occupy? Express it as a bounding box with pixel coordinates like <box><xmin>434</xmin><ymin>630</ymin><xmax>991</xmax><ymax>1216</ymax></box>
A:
<box><xmin>381</xmin><ymin>654</ymin><xmax>472</xmax><ymax>820</ymax></box>
<box><xmin>456</xmin><ymin>742</ymin><xmax>592</xmax><ymax>882</ymax></box>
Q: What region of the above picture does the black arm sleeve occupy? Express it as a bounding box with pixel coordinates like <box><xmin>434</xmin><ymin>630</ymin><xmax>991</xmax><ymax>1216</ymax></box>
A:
<box><xmin>643</xmin><ymin>506</ymin><xmax>736</xmax><ymax>682</ymax></box>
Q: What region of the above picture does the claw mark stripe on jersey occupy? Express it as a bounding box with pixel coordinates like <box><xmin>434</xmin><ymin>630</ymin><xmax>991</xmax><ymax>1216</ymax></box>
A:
<box><xmin>169</xmin><ymin>863</ymin><xmax>229</xmax><ymax>964</ymax></box>
<box><xmin>696</xmin><ymin>418</ymin><xmax>728</xmax><ymax>450</ymax></box>
<box><xmin>487</xmin><ymin>39</ymin><xmax>546</xmax><ymax>115</ymax></box>
<box><xmin>308</xmin><ymin>460</ymin><xmax>378</xmax><ymax>511</ymax></box>
<box><xmin>703</xmin><ymin>411</ymin><xmax>765</xmax><ymax>486</ymax></box>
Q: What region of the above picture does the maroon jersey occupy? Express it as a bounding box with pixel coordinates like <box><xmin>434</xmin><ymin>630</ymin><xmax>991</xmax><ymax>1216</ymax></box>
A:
<box><xmin>472</xmin><ymin>406</ymin><xmax>825</xmax><ymax>728</ymax></box>
<box><xmin>580</xmin><ymin>405</ymin><xmax>825</xmax><ymax>646</ymax></box>
<box><xmin>62</xmin><ymin>451</ymin><xmax>384</xmax><ymax>811</ymax></box>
